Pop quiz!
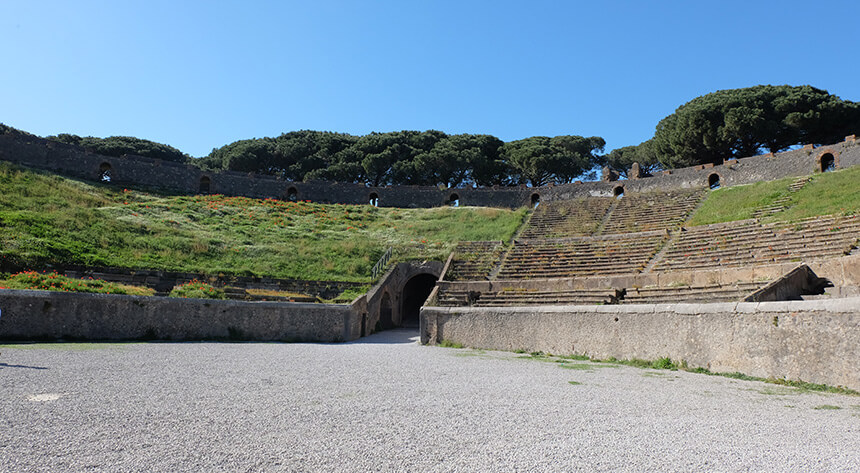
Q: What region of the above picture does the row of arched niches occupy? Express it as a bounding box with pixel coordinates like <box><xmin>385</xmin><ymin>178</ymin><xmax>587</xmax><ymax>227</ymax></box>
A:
<box><xmin>93</xmin><ymin>151</ymin><xmax>840</xmax><ymax>206</ymax></box>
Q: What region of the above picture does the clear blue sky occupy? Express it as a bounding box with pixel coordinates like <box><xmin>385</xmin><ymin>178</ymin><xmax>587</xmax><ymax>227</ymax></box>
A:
<box><xmin>2</xmin><ymin>1</ymin><xmax>859</xmax><ymax>157</ymax></box>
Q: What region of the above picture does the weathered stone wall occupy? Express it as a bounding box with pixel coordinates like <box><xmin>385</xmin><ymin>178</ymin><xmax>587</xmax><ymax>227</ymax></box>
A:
<box><xmin>0</xmin><ymin>263</ymin><xmax>441</xmax><ymax>343</ymax></box>
<box><xmin>0</xmin><ymin>289</ymin><xmax>358</xmax><ymax>342</ymax></box>
<box><xmin>2</xmin><ymin>132</ymin><xmax>858</xmax><ymax>208</ymax></box>
<box><xmin>420</xmin><ymin>298</ymin><xmax>860</xmax><ymax>390</ymax></box>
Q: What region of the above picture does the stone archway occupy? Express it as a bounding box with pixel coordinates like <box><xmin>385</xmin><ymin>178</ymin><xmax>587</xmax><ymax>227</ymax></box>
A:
<box><xmin>708</xmin><ymin>173</ymin><xmax>720</xmax><ymax>189</ymax></box>
<box><xmin>818</xmin><ymin>152</ymin><xmax>836</xmax><ymax>173</ymax></box>
<box><xmin>400</xmin><ymin>273</ymin><xmax>438</xmax><ymax>328</ymax></box>
<box><xmin>364</xmin><ymin>261</ymin><xmax>444</xmax><ymax>336</ymax></box>
<box><xmin>199</xmin><ymin>176</ymin><xmax>212</xmax><ymax>194</ymax></box>
<box><xmin>99</xmin><ymin>162</ymin><xmax>112</xmax><ymax>182</ymax></box>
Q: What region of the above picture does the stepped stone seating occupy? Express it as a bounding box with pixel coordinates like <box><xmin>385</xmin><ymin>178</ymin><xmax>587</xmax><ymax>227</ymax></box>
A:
<box><xmin>435</xmin><ymin>287</ymin><xmax>622</xmax><ymax>307</ymax></box>
<box><xmin>622</xmin><ymin>281</ymin><xmax>765</xmax><ymax>304</ymax></box>
<box><xmin>520</xmin><ymin>197</ymin><xmax>614</xmax><ymax>238</ymax></box>
<box><xmin>496</xmin><ymin>231</ymin><xmax>667</xmax><ymax>279</ymax></box>
<box><xmin>445</xmin><ymin>241</ymin><xmax>505</xmax><ymax>281</ymax></box>
<box><xmin>654</xmin><ymin>215</ymin><xmax>860</xmax><ymax>271</ymax></box>
<box><xmin>602</xmin><ymin>189</ymin><xmax>705</xmax><ymax>235</ymax></box>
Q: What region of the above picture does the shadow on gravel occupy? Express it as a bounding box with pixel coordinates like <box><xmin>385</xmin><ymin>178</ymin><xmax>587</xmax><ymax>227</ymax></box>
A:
<box><xmin>346</xmin><ymin>328</ymin><xmax>419</xmax><ymax>345</ymax></box>
<box><xmin>0</xmin><ymin>362</ymin><xmax>48</xmax><ymax>370</ymax></box>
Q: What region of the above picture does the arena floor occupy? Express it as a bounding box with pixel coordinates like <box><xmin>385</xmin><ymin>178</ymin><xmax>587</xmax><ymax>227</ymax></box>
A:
<box><xmin>1</xmin><ymin>329</ymin><xmax>858</xmax><ymax>472</ymax></box>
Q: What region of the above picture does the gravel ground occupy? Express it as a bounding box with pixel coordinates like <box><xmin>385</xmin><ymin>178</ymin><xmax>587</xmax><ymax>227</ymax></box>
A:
<box><xmin>1</xmin><ymin>328</ymin><xmax>858</xmax><ymax>472</ymax></box>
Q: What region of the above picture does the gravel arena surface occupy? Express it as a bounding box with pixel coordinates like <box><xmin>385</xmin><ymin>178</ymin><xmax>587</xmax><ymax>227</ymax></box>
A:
<box><xmin>1</xmin><ymin>328</ymin><xmax>858</xmax><ymax>472</ymax></box>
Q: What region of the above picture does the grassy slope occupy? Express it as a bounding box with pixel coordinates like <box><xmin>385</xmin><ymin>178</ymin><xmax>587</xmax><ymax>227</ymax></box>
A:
<box><xmin>0</xmin><ymin>163</ymin><xmax>527</xmax><ymax>282</ymax></box>
<box><xmin>687</xmin><ymin>165</ymin><xmax>860</xmax><ymax>226</ymax></box>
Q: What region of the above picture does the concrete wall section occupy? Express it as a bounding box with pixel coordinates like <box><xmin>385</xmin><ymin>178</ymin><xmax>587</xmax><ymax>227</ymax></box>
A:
<box><xmin>421</xmin><ymin>298</ymin><xmax>860</xmax><ymax>390</ymax></box>
<box><xmin>0</xmin><ymin>289</ymin><xmax>357</xmax><ymax>342</ymax></box>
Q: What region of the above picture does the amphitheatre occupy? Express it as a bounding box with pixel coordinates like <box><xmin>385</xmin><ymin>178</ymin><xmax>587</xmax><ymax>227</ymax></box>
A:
<box><xmin>1</xmin><ymin>122</ymin><xmax>859</xmax><ymax>470</ymax></box>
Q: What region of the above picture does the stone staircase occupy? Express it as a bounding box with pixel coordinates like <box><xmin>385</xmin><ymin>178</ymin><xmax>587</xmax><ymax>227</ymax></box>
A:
<box><xmin>751</xmin><ymin>176</ymin><xmax>813</xmax><ymax>218</ymax></box>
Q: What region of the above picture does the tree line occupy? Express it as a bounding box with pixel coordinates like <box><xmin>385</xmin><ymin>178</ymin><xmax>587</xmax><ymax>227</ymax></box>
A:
<box><xmin>604</xmin><ymin>85</ymin><xmax>860</xmax><ymax>176</ymax></box>
<box><xmin>8</xmin><ymin>84</ymin><xmax>859</xmax><ymax>185</ymax></box>
<box><xmin>47</xmin><ymin>134</ymin><xmax>190</xmax><ymax>164</ymax></box>
<box><xmin>196</xmin><ymin>131</ymin><xmax>606</xmax><ymax>188</ymax></box>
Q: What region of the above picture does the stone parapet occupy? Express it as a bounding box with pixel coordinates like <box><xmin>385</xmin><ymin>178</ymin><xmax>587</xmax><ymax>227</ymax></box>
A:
<box><xmin>420</xmin><ymin>297</ymin><xmax>860</xmax><ymax>390</ymax></box>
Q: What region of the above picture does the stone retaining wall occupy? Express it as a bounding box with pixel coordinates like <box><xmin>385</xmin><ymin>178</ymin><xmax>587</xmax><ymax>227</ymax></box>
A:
<box><xmin>420</xmin><ymin>298</ymin><xmax>860</xmax><ymax>390</ymax></box>
<box><xmin>0</xmin><ymin>289</ymin><xmax>360</xmax><ymax>342</ymax></box>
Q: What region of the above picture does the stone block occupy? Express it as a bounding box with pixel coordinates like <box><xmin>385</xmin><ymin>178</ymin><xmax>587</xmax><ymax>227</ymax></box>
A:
<box><xmin>839</xmin><ymin>255</ymin><xmax>860</xmax><ymax>286</ymax></box>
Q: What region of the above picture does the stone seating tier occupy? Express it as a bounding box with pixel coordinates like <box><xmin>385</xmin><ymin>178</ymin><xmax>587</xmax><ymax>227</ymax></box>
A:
<box><xmin>435</xmin><ymin>282</ymin><xmax>763</xmax><ymax>307</ymax></box>
<box><xmin>621</xmin><ymin>282</ymin><xmax>764</xmax><ymax>304</ymax></box>
<box><xmin>654</xmin><ymin>215</ymin><xmax>860</xmax><ymax>271</ymax></box>
<box><xmin>519</xmin><ymin>197</ymin><xmax>614</xmax><ymax>239</ymax></box>
<box><xmin>496</xmin><ymin>233</ymin><xmax>667</xmax><ymax>279</ymax></box>
<box><xmin>601</xmin><ymin>189</ymin><xmax>705</xmax><ymax>235</ymax></box>
<box><xmin>444</xmin><ymin>241</ymin><xmax>505</xmax><ymax>281</ymax></box>
<box><xmin>436</xmin><ymin>287</ymin><xmax>622</xmax><ymax>307</ymax></box>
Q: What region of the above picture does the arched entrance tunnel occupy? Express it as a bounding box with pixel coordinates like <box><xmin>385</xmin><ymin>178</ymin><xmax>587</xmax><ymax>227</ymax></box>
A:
<box><xmin>400</xmin><ymin>273</ymin><xmax>439</xmax><ymax>328</ymax></box>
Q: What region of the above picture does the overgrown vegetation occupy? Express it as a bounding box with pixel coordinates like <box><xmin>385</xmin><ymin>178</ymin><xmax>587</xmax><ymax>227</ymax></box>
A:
<box><xmin>0</xmin><ymin>271</ymin><xmax>154</xmax><ymax>296</ymax></box>
<box><xmin>688</xmin><ymin>164</ymin><xmax>860</xmax><ymax>226</ymax></box>
<box><xmin>168</xmin><ymin>280</ymin><xmax>226</xmax><ymax>299</ymax></box>
<box><xmin>0</xmin><ymin>163</ymin><xmax>526</xmax><ymax>282</ymax></box>
<box><xmin>322</xmin><ymin>286</ymin><xmax>370</xmax><ymax>304</ymax></box>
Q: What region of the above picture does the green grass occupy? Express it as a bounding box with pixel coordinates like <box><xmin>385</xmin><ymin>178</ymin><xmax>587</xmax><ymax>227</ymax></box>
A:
<box><xmin>438</xmin><ymin>340</ymin><xmax>465</xmax><ymax>349</ymax></box>
<box><xmin>813</xmin><ymin>405</ymin><xmax>842</xmax><ymax>410</ymax></box>
<box><xmin>688</xmin><ymin>165</ymin><xmax>860</xmax><ymax>226</ymax></box>
<box><xmin>0</xmin><ymin>271</ymin><xmax>154</xmax><ymax>296</ymax></box>
<box><xmin>0</xmin><ymin>163</ymin><xmax>526</xmax><ymax>282</ymax></box>
<box><xmin>168</xmin><ymin>280</ymin><xmax>226</xmax><ymax>299</ymax></box>
<box><xmin>778</xmin><ymin>167</ymin><xmax>860</xmax><ymax>221</ymax></box>
<box><xmin>688</xmin><ymin>175</ymin><xmax>795</xmax><ymax>225</ymax></box>
<box><xmin>516</xmin><ymin>351</ymin><xmax>859</xmax><ymax>396</ymax></box>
